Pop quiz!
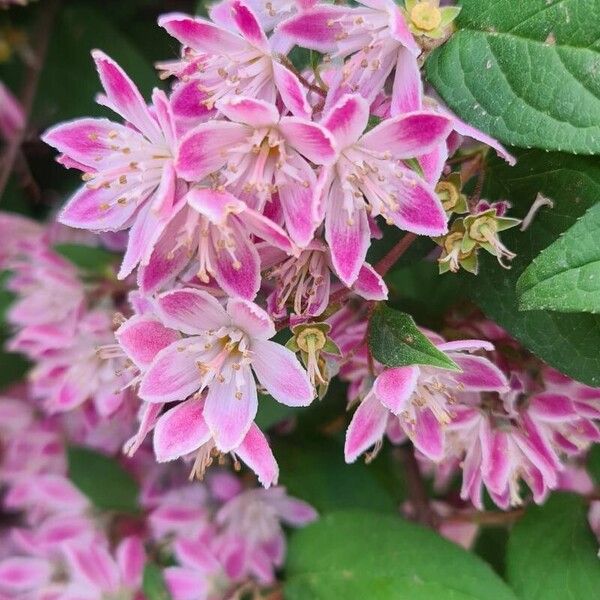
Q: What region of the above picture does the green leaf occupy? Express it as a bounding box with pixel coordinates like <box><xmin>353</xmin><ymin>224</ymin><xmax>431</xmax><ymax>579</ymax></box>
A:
<box><xmin>368</xmin><ymin>304</ymin><xmax>459</xmax><ymax>370</ymax></box>
<box><xmin>67</xmin><ymin>446</ymin><xmax>139</xmax><ymax>514</ymax></box>
<box><xmin>468</xmin><ymin>149</ymin><xmax>600</xmax><ymax>386</ymax></box>
<box><xmin>506</xmin><ymin>494</ymin><xmax>600</xmax><ymax>600</ymax></box>
<box><xmin>285</xmin><ymin>510</ymin><xmax>518</xmax><ymax>600</ymax></box>
<box><xmin>517</xmin><ymin>202</ymin><xmax>600</xmax><ymax>313</ymax></box>
<box><xmin>54</xmin><ymin>244</ymin><xmax>118</xmax><ymax>274</ymax></box>
<box><xmin>255</xmin><ymin>394</ymin><xmax>298</xmax><ymax>430</ymax></box>
<box><xmin>275</xmin><ymin>436</ymin><xmax>396</xmax><ymax>514</ymax></box>
<box><xmin>142</xmin><ymin>563</ymin><xmax>172</xmax><ymax>600</ymax></box>
<box><xmin>426</xmin><ymin>0</ymin><xmax>600</xmax><ymax>154</ymax></box>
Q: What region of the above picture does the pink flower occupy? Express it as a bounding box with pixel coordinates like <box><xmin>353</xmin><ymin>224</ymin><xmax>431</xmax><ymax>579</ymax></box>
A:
<box><xmin>0</xmin><ymin>82</ymin><xmax>24</xmax><ymax>141</ymax></box>
<box><xmin>132</xmin><ymin>288</ymin><xmax>314</xmax><ymax>452</ymax></box>
<box><xmin>263</xmin><ymin>239</ymin><xmax>387</xmax><ymax>319</ymax></box>
<box><xmin>344</xmin><ymin>339</ymin><xmax>508</xmax><ymax>462</ymax></box>
<box><xmin>316</xmin><ymin>94</ymin><xmax>452</xmax><ymax>285</ymax></box>
<box><xmin>43</xmin><ymin>51</ymin><xmax>182</xmax><ymax>279</ymax></box>
<box><xmin>214</xmin><ymin>487</ymin><xmax>317</xmax><ymax>584</ymax></box>
<box><xmin>159</xmin><ymin>2</ymin><xmax>311</xmax><ymax>117</ymax></box>
<box><xmin>176</xmin><ymin>96</ymin><xmax>336</xmax><ymax>247</ymax></box>
<box><xmin>138</xmin><ymin>187</ymin><xmax>295</xmax><ymax>299</ymax></box>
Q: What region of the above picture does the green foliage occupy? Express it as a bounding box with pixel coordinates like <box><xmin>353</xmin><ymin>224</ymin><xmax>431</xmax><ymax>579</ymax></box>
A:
<box><xmin>517</xmin><ymin>202</ymin><xmax>600</xmax><ymax>313</ymax></box>
<box><xmin>426</xmin><ymin>0</ymin><xmax>600</xmax><ymax>153</ymax></box>
<box><xmin>54</xmin><ymin>243</ymin><xmax>118</xmax><ymax>275</ymax></box>
<box><xmin>467</xmin><ymin>150</ymin><xmax>600</xmax><ymax>386</ymax></box>
<box><xmin>275</xmin><ymin>436</ymin><xmax>396</xmax><ymax>514</ymax></box>
<box><xmin>285</xmin><ymin>510</ymin><xmax>518</xmax><ymax>599</ymax></box>
<box><xmin>142</xmin><ymin>563</ymin><xmax>172</xmax><ymax>600</ymax></box>
<box><xmin>368</xmin><ymin>304</ymin><xmax>459</xmax><ymax>370</ymax></box>
<box><xmin>255</xmin><ymin>393</ymin><xmax>298</xmax><ymax>430</ymax></box>
<box><xmin>506</xmin><ymin>494</ymin><xmax>600</xmax><ymax>600</ymax></box>
<box><xmin>67</xmin><ymin>446</ymin><xmax>139</xmax><ymax>514</ymax></box>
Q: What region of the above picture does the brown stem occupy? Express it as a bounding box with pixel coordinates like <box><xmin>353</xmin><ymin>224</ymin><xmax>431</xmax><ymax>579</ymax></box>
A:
<box><xmin>279</xmin><ymin>55</ymin><xmax>327</xmax><ymax>98</ymax></box>
<box><xmin>443</xmin><ymin>507</ymin><xmax>525</xmax><ymax>526</ymax></box>
<box><xmin>374</xmin><ymin>232</ymin><xmax>417</xmax><ymax>276</ymax></box>
<box><xmin>0</xmin><ymin>0</ymin><xmax>59</xmax><ymax>202</ymax></box>
<box><xmin>401</xmin><ymin>444</ymin><xmax>437</xmax><ymax>528</ymax></box>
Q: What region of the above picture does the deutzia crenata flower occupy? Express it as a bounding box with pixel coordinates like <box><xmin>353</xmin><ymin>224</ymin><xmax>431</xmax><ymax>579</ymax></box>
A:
<box><xmin>132</xmin><ymin>288</ymin><xmax>314</xmax><ymax>452</ymax></box>
<box><xmin>43</xmin><ymin>50</ymin><xmax>182</xmax><ymax>279</ymax></box>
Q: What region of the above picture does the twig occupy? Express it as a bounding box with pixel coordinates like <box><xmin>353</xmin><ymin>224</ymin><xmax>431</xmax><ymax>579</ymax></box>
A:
<box><xmin>374</xmin><ymin>232</ymin><xmax>417</xmax><ymax>276</ymax></box>
<box><xmin>0</xmin><ymin>0</ymin><xmax>59</xmax><ymax>202</ymax></box>
<box><xmin>279</xmin><ymin>54</ymin><xmax>327</xmax><ymax>98</ymax></box>
<box><xmin>443</xmin><ymin>507</ymin><xmax>525</xmax><ymax>526</ymax></box>
<box><xmin>401</xmin><ymin>445</ymin><xmax>437</xmax><ymax>528</ymax></box>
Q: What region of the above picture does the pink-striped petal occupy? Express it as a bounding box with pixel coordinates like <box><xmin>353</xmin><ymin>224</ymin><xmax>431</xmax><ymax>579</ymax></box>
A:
<box><xmin>204</xmin><ymin>365</ymin><xmax>258</xmax><ymax>451</ymax></box>
<box><xmin>480</xmin><ymin>422</ymin><xmax>511</xmax><ymax>494</ymax></box>
<box><xmin>116</xmin><ymin>536</ymin><xmax>145</xmax><ymax>589</ymax></box>
<box><xmin>153</xmin><ymin>398</ymin><xmax>211</xmax><ymax>461</ymax></box>
<box><xmin>139</xmin><ymin>338</ymin><xmax>202</xmax><ymax>403</ymax></box>
<box><xmin>156</xmin><ymin>288</ymin><xmax>229</xmax><ymax>335</ymax></box>
<box><xmin>251</xmin><ymin>339</ymin><xmax>313</xmax><ymax>406</ymax></box>
<box><xmin>164</xmin><ymin>567</ymin><xmax>209</xmax><ymax>600</ymax></box>
<box><xmin>451</xmin><ymin>355</ymin><xmax>508</xmax><ymax>391</ymax></box>
<box><xmin>227</xmin><ymin>298</ymin><xmax>275</xmax><ymax>339</ymax></box>
<box><xmin>361</xmin><ymin>112</ymin><xmax>453</xmax><ymax>158</ymax></box>
<box><xmin>278</xmin><ymin>117</ymin><xmax>337</xmax><ymax>164</ymax></box>
<box><xmin>236</xmin><ymin>423</ymin><xmax>279</xmax><ymax>487</ymax></box>
<box><xmin>413</xmin><ymin>407</ymin><xmax>444</xmax><ymax>460</ymax></box>
<box><xmin>344</xmin><ymin>392</ymin><xmax>388</xmax><ymax>463</ymax></box>
<box><xmin>353</xmin><ymin>263</ymin><xmax>388</xmax><ymax>300</ymax></box>
<box><xmin>373</xmin><ymin>366</ymin><xmax>419</xmax><ymax>414</ymax></box>
<box><xmin>231</xmin><ymin>0</ymin><xmax>269</xmax><ymax>51</ymax></box>
<box><xmin>388</xmin><ymin>2</ymin><xmax>420</xmax><ymax>54</ymax></box>
<box><xmin>391</xmin><ymin>47</ymin><xmax>422</xmax><ymax>115</ymax></box>
<box><xmin>272</xmin><ymin>61</ymin><xmax>311</xmax><ymax>118</ymax></box>
<box><xmin>322</xmin><ymin>94</ymin><xmax>369</xmax><ymax>149</ymax></box>
<box><xmin>529</xmin><ymin>393</ymin><xmax>577</xmax><ymax>422</ymax></box>
<box><xmin>65</xmin><ymin>545</ymin><xmax>120</xmax><ymax>593</ymax></box>
<box><xmin>0</xmin><ymin>558</ymin><xmax>50</xmax><ymax>593</ymax></box>
<box><xmin>92</xmin><ymin>50</ymin><xmax>161</xmax><ymax>143</ymax></box>
<box><xmin>216</xmin><ymin>96</ymin><xmax>279</xmax><ymax>127</ymax></box>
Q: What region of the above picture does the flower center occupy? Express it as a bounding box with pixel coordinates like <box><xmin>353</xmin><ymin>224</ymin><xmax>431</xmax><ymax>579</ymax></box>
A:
<box><xmin>410</xmin><ymin>2</ymin><xmax>442</xmax><ymax>31</ymax></box>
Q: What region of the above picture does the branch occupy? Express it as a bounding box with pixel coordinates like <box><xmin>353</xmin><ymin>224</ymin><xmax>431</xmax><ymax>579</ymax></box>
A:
<box><xmin>374</xmin><ymin>232</ymin><xmax>417</xmax><ymax>276</ymax></box>
<box><xmin>401</xmin><ymin>444</ymin><xmax>437</xmax><ymax>528</ymax></box>
<box><xmin>0</xmin><ymin>0</ymin><xmax>59</xmax><ymax>202</ymax></box>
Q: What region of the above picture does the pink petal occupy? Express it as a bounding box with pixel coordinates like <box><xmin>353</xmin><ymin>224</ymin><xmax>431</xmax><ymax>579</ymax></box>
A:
<box><xmin>216</xmin><ymin>96</ymin><xmax>280</xmax><ymax>127</ymax></box>
<box><xmin>388</xmin><ymin>2</ymin><xmax>420</xmax><ymax>54</ymax></box>
<box><xmin>65</xmin><ymin>545</ymin><xmax>120</xmax><ymax>593</ymax></box>
<box><xmin>451</xmin><ymin>355</ymin><xmax>508</xmax><ymax>391</ymax></box>
<box><xmin>236</xmin><ymin>423</ymin><xmax>279</xmax><ymax>487</ymax></box>
<box><xmin>391</xmin><ymin>47</ymin><xmax>422</xmax><ymax>115</ymax></box>
<box><xmin>436</xmin><ymin>340</ymin><xmax>494</xmax><ymax>353</ymax></box>
<box><xmin>344</xmin><ymin>392</ymin><xmax>388</xmax><ymax>463</ymax></box>
<box><xmin>164</xmin><ymin>567</ymin><xmax>208</xmax><ymax>600</ymax></box>
<box><xmin>480</xmin><ymin>422</ymin><xmax>511</xmax><ymax>494</ymax></box>
<box><xmin>451</xmin><ymin>115</ymin><xmax>516</xmax><ymax>166</ymax></box>
<box><xmin>243</xmin><ymin>205</ymin><xmax>295</xmax><ymax>254</ymax></box>
<box><xmin>227</xmin><ymin>298</ymin><xmax>275</xmax><ymax>339</ymax></box>
<box><xmin>322</xmin><ymin>94</ymin><xmax>369</xmax><ymax>149</ymax></box>
<box><xmin>92</xmin><ymin>50</ymin><xmax>161</xmax><ymax>143</ymax></box>
<box><xmin>156</xmin><ymin>288</ymin><xmax>229</xmax><ymax>335</ymax></box>
<box><xmin>59</xmin><ymin>184</ymin><xmax>138</xmax><ymax>231</ymax></box>
<box><xmin>419</xmin><ymin>144</ymin><xmax>448</xmax><ymax>185</ymax></box>
<box><xmin>116</xmin><ymin>314</ymin><xmax>180</xmax><ymax>369</ymax></box>
<box><xmin>276</xmin><ymin>6</ymin><xmax>347</xmax><ymax>53</ymax></box>
<box><xmin>158</xmin><ymin>13</ymin><xmax>247</xmax><ymax>54</ymax></box>
<box><xmin>0</xmin><ymin>558</ymin><xmax>50</xmax><ymax>593</ymax></box>
<box><xmin>275</xmin><ymin>154</ymin><xmax>319</xmax><ymax>247</ymax></box>
<box><xmin>275</xmin><ymin>497</ymin><xmax>317</xmax><ymax>525</ymax></box>
<box><xmin>116</xmin><ymin>536</ymin><xmax>145</xmax><ymax>589</ymax></box>
<box><xmin>139</xmin><ymin>338</ymin><xmax>202</xmax><ymax>403</ymax></box>
<box><xmin>515</xmin><ymin>414</ymin><xmax>561</xmax><ymax>482</ymax></box>
<box><xmin>170</xmin><ymin>80</ymin><xmax>215</xmax><ymax>124</ymax></box>
<box><xmin>278</xmin><ymin>117</ymin><xmax>337</xmax><ymax>164</ymax></box>
<box><xmin>176</xmin><ymin>120</ymin><xmax>248</xmax><ymax>181</ymax></box>
<box><xmin>153</xmin><ymin>398</ymin><xmax>211</xmax><ymax>461</ymax></box>
<box><xmin>529</xmin><ymin>393</ymin><xmax>577</xmax><ymax>421</ymax></box>
<box><xmin>42</xmin><ymin>118</ymin><xmax>133</xmax><ymax>169</ymax></box>
<box><xmin>361</xmin><ymin>112</ymin><xmax>453</xmax><ymax>158</ymax></box>
<box><xmin>272</xmin><ymin>62</ymin><xmax>311</xmax><ymax>118</ymax></box>
<box><xmin>325</xmin><ymin>179</ymin><xmax>370</xmax><ymax>286</ymax></box>
<box><xmin>386</xmin><ymin>170</ymin><xmax>448</xmax><ymax>236</ymax></box>
<box><xmin>231</xmin><ymin>0</ymin><xmax>269</xmax><ymax>51</ymax></box>
<box><xmin>204</xmin><ymin>365</ymin><xmax>258</xmax><ymax>451</ymax></box>
<box><xmin>373</xmin><ymin>366</ymin><xmax>419</xmax><ymax>414</ymax></box>
<box><xmin>251</xmin><ymin>339</ymin><xmax>314</xmax><ymax>406</ymax></box>
<box><xmin>413</xmin><ymin>407</ymin><xmax>444</xmax><ymax>461</ymax></box>
<box><xmin>353</xmin><ymin>263</ymin><xmax>388</xmax><ymax>300</ymax></box>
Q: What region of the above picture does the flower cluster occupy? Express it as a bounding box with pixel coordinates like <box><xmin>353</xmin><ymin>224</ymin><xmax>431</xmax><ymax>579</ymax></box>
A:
<box><xmin>0</xmin><ymin>393</ymin><xmax>316</xmax><ymax>599</ymax></box>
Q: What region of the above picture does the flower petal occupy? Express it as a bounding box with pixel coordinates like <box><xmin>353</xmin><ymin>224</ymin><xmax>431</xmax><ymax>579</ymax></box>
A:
<box><xmin>236</xmin><ymin>423</ymin><xmax>279</xmax><ymax>487</ymax></box>
<box><xmin>373</xmin><ymin>366</ymin><xmax>419</xmax><ymax>414</ymax></box>
<box><xmin>353</xmin><ymin>262</ymin><xmax>388</xmax><ymax>300</ymax></box>
<box><xmin>231</xmin><ymin>0</ymin><xmax>269</xmax><ymax>51</ymax></box>
<box><xmin>216</xmin><ymin>96</ymin><xmax>279</xmax><ymax>128</ymax></box>
<box><xmin>227</xmin><ymin>298</ymin><xmax>275</xmax><ymax>339</ymax></box>
<box><xmin>156</xmin><ymin>288</ymin><xmax>229</xmax><ymax>335</ymax></box>
<box><xmin>322</xmin><ymin>94</ymin><xmax>369</xmax><ymax>149</ymax></box>
<box><xmin>361</xmin><ymin>112</ymin><xmax>453</xmax><ymax>158</ymax></box>
<box><xmin>0</xmin><ymin>558</ymin><xmax>51</xmax><ymax>593</ymax></box>
<box><xmin>204</xmin><ymin>365</ymin><xmax>258</xmax><ymax>452</ymax></box>
<box><xmin>153</xmin><ymin>398</ymin><xmax>212</xmax><ymax>461</ymax></box>
<box><xmin>139</xmin><ymin>338</ymin><xmax>202</xmax><ymax>403</ymax></box>
<box><xmin>344</xmin><ymin>392</ymin><xmax>388</xmax><ymax>463</ymax></box>
<box><xmin>451</xmin><ymin>355</ymin><xmax>508</xmax><ymax>392</ymax></box>
<box><xmin>413</xmin><ymin>407</ymin><xmax>444</xmax><ymax>461</ymax></box>
<box><xmin>251</xmin><ymin>339</ymin><xmax>313</xmax><ymax>406</ymax></box>
<box><xmin>278</xmin><ymin>117</ymin><xmax>337</xmax><ymax>164</ymax></box>
<box><xmin>116</xmin><ymin>536</ymin><xmax>145</xmax><ymax>589</ymax></box>
<box><xmin>391</xmin><ymin>47</ymin><xmax>422</xmax><ymax>116</ymax></box>
<box><xmin>272</xmin><ymin>61</ymin><xmax>311</xmax><ymax>118</ymax></box>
